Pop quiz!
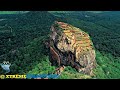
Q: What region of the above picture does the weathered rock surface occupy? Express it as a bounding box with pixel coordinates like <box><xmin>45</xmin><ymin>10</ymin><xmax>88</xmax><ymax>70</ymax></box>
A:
<box><xmin>47</xmin><ymin>21</ymin><xmax>96</xmax><ymax>75</ymax></box>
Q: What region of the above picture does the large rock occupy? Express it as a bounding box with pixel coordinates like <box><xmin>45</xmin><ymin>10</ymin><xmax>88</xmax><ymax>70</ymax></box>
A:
<box><xmin>47</xmin><ymin>21</ymin><xmax>96</xmax><ymax>75</ymax></box>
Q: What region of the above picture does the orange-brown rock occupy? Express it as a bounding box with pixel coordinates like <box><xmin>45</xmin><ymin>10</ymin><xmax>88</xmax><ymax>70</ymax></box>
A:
<box><xmin>47</xmin><ymin>21</ymin><xmax>96</xmax><ymax>75</ymax></box>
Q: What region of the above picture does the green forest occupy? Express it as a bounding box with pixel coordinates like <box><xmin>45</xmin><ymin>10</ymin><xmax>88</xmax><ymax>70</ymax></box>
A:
<box><xmin>0</xmin><ymin>11</ymin><xmax>120</xmax><ymax>79</ymax></box>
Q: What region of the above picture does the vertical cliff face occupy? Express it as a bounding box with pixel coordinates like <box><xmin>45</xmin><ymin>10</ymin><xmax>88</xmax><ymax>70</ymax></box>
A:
<box><xmin>47</xmin><ymin>21</ymin><xmax>96</xmax><ymax>75</ymax></box>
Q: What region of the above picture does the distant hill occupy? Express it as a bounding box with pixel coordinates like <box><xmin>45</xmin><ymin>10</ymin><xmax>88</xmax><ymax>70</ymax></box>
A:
<box><xmin>0</xmin><ymin>11</ymin><xmax>29</xmax><ymax>14</ymax></box>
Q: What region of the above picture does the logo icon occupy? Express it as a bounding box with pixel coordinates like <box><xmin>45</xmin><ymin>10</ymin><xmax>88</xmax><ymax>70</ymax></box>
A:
<box><xmin>0</xmin><ymin>61</ymin><xmax>11</xmax><ymax>74</ymax></box>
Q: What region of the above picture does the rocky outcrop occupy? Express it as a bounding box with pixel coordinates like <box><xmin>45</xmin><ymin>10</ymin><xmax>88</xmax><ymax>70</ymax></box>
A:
<box><xmin>46</xmin><ymin>21</ymin><xmax>96</xmax><ymax>76</ymax></box>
